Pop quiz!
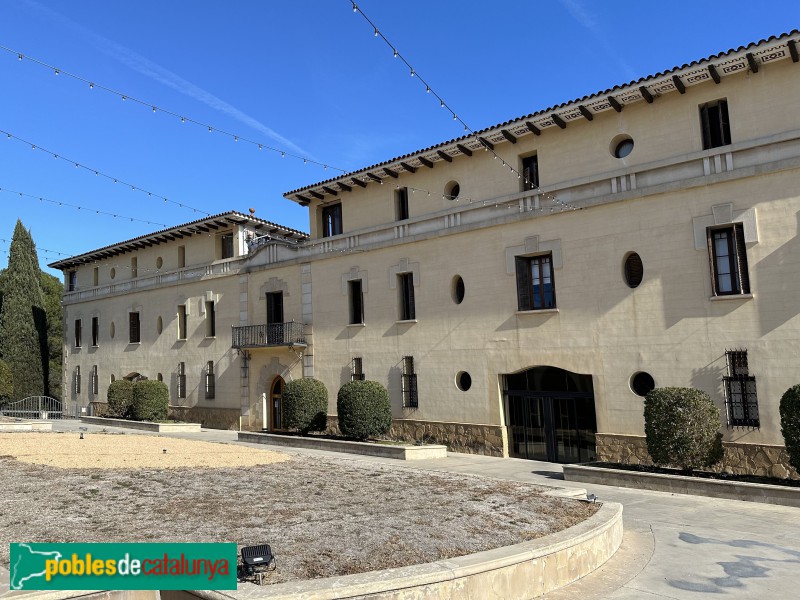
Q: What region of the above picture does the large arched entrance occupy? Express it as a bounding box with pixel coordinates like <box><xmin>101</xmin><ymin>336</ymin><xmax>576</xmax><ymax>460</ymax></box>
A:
<box><xmin>503</xmin><ymin>366</ymin><xmax>597</xmax><ymax>463</ymax></box>
<box><xmin>269</xmin><ymin>376</ymin><xmax>284</xmax><ymax>431</ymax></box>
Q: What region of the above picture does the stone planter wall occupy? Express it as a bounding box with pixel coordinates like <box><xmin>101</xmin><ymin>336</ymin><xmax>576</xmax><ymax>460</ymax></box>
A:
<box><xmin>168</xmin><ymin>406</ymin><xmax>240</xmax><ymax>430</ymax></box>
<box><xmin>325</xmin><ymin>416</ymin><xmax>506</xmax><ymax>457</ymax></box>
<box><xmin>597</xmin><ymin>433</ymin><xmax>798</xmax><ymax>480</ymax></box>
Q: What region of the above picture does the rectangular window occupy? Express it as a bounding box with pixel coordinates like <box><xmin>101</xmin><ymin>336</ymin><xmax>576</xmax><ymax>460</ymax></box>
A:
<box><xmin>402</xmin><ymin>356</ymin><xmax>418</xmax><ymax>408</ymax></box>
<box><xmin>178</xmin><ymin>245</ymin><xmax>186</xmax><ymax>268</ymax></box>
<box><xmin>322</xmin><ymin>203</ymin><xmax>343</xmax><ymax>237</ymax></box>
<box><xmin>74</xmin><ymin>319</ymin><xmax>82</xmax><ymax>348</ymax></box>
<box><xmin>522</xmin><ymin>154</ymin><xmax>540</xmax><ymax>191</ymax></box>
<box><xmin>351</xmin><ymin>357</ymin><xmax>365</xmax><ymax>381</ymax></box>
<box><xmin>349</xmin><ymin>279</ymin><xmax>364</xmax><ymax>324</ymax></box>
<box><xmin>724</xmin><ymin>349</ymin><xmax>759</xmax><ymax>427</ymax></box>
<box><xmin>74</xmin><ymin>366</ymin><xmax>81</xmax><ymax>394</ymax></box>
<box><xmin>131</xmin><ymin>256</ymin><xmax>138</xmax><ymax>278</ymax></box>
<box><xmin>91</xmin><ymin>365</ymin><xmax>99</xmax><ymax>396</ymax></box>
<box><xmin>205</xmin><ymin>361</ymin><xmax>215</xmax><ymax>400</ymax></box>
<box><xmin>395</xmin><ymin>187</ymin><xmax>409</xmax><ymax>221</ymax></box>
<box><xmin>515</xmin><ymin>253</ymin><xmax>556</xmax><ymax>310</ymax></box>
<box><xmin>700</xmin><ymin>99</ymin><xmax>731</xmax><ymax>150</ymax></box>
<box><xmin>91</xmin><ymin>316</ymin><xmax>99</xmax><ymax>347</ymax></box>
<box><xmin>68</xmin><ymin>270</ymin><xmax>77</xmax><ymax>292</ymax></box>
<box><xmin>707</xmin><ymin>224</ymin><xmax>749</xmax><ymax>296</ymax></box>
<box><xmin>205</xmin><ymin>301</ymin><xmax>216</xmax><ymax>337</ymax></box>
<box><xmin>93</xmin><ymin>267</ymin><xmax>99</xmax><ymax>287</ymax></box>
<box><xmin>177</xmin><ymin>362</ymin><xmax>186</xmax><ymax>399</ymax></box>
<box><xmin>398</xmin><ymin>273</ymin><xmax>416</xmax><ymax>321</ymax></box>
<box><xmin>221</xmin><ymin>233</ymin><xmax>234</xmax><ymax>259</ymax></box>
<box><xmin>266</xmin><ymin>292</ymin><xmax>284</xmax><ymax>324</ymax></box>
<box><xmin>178</xmin><ymin>305</ymin><xmax>187</xmax><ymax>340</ymax></box>
<box><xmin>129</xmin><ymin>312</ymin><xmax>140</xmax><ymax>343</ymax></box>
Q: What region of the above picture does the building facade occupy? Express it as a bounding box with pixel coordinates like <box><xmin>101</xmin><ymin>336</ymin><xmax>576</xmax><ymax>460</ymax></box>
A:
<box><xmin>53</xmin><ymin>31</ymin><xmax>800</xmax><ymax>477</ymax></box>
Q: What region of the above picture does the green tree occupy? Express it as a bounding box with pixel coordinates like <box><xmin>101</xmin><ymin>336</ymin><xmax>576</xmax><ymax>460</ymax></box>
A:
<box><xmin>40</xmin><ymin>272</ymin><xmax>64</xmax><ymax>398</ymax></box>
<box><xmin>0</xmin><ymin>220</ymin><xmax>47</xmax><ymax>401</ymax></box>
<box><xmin>779</xmin><ymin>384</ymin><xmax>800</xmax><ymax>475</ymax></box>
<box><xmin>0</xmin><ymin>359</ymin><xmax>13</xmax><ymax>406</ymax></box>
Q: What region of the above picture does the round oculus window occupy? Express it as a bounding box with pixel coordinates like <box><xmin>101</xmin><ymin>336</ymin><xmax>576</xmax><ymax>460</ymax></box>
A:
<box><xmin>456</xmin><ymin>371</ymin><xmax>472</xmax><ymax>391</ymax></box>
<box><xmin>624</xmin><ymin>252</ymin><xmax>644</xmax><ymax>288</ymax></box>
<box><xmin>445</xmin><ymin>180</ymin><xmax>460</xmax><ymax>201</ymax></box>
<box><xmin>156</xmin><ymin>257</ymin><xmax>163</xmax><ymax>269</ymax></box>
<box><xmin>157</xmin><ymin>316</ymin><xmax>163</xmax><ymax>334</ymax></box>
<box><xmin>110</xmin><ymin>267</ymin><xmax>116</xmax><ymax>279</ymax></box>
<box><xmin>452</xmin><ymin>275</ymin><xmax>465</xmax><ymax>304</ymax></box>
<box><xmin>630</xmin><ymin>372</ymin><xmax>655</xmax><ymax>397</ymax></box>
<box><xmin>610</xmin><ymin>134</ymin><xmax>634</xmax><ymax>159</ymax></box>
<box><xmin>109</xmin><ymin>321</ymin><xmax>115</xmax><ymax>339</ymax></box>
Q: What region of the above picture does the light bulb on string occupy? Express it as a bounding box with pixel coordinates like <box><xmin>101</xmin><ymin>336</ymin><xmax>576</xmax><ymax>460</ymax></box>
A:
<box><xmin>89</xmin><ymin>82</ymin><xmax>94</xmax><ymax>89</ymax></box>
<box><xmin>393</xmin><ymin>49</ymin><xmax>398</xmax><ymax>58</ymax></box>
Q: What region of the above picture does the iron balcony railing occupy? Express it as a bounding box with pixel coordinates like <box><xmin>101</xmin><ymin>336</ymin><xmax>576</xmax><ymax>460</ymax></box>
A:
<box><xmin>231</xmin><ymin>321</ymin><xmax>306</xmax><ymax>349</ymax></box>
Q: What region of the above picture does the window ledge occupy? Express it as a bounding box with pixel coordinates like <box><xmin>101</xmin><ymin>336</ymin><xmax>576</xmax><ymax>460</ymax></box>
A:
<box><xmin>516</xmin><ymin>308</ymin><xmax>559</xmax><ymax>315</ymax></box>
<box><xmin>710</xmin><ymin>293</ymin><xmax>754</xmax><ymax>302</ymax></box>
<box><xmin>395</xmin><ymin>319</ymin><xmax>418</xmax><ymax>324</ymax></box>
<box><xmin>204</xmin><ymin>336</ymin><xmax>217</xmax><ymax>340</ymax></box>
<box><xmin>347</xmin><ymin>323</ymin><xmax>366</xmax><ymax>328</ymax></box>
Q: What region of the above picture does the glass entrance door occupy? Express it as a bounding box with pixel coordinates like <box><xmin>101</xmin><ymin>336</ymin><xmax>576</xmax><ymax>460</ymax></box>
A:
<box><xmin>506</xmin><ymin>393</ymin><xmax>596</xmax><ymax>463</ymax></box>
<box><xmin>270</xmin><ymin>377</ymin><xmax>284</xmax><ymax>431</ymax></box>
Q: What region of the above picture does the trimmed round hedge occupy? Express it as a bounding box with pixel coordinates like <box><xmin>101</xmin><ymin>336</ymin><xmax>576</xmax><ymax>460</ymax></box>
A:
<box><xmin>283</xmin><ymin>377</ymin><xmax>328</xmax><ymax>434</ymax></box>
<box><xmin>780</xmin><ymin>384</ymin><xmax>800</xmax><ymax>475</ymax></box>
<box><xmin>337</xmin><ymin>380</ymin><xmax>392</xmax><ymax>441</ymax></box>
<box><xmin>644</xmin><ymin>387</ymin><xmax>723</xmax><ymax>472</ymax></box>
<box><xmin>130</xmin><ymin>380</ymin><xmax>169</xmax><ymax>422</ymax></box>
<box><xmin>107</xmin><ymin>379</ymin><xmax>134</xmax><ymax>418</ymax></box>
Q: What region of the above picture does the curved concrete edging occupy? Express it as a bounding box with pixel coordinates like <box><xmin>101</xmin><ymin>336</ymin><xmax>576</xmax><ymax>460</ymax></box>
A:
<box><xmin>0</xmin><ymin>420</ymin><xmax>52</xmax><ymax>432</ymax></box>
<box><xmin>185</xmin><ymin>502</ymin><xmax>623</xmax><ymax>600</ymax></box>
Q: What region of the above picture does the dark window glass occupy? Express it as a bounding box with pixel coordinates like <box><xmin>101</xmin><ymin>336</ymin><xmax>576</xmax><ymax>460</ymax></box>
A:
<box><xmin>522</xmin><ymin>155</ymin><xmax>539</xmax><ymax>191</ymax></box>
<box><xmin>178</xmin><ymin>305</ymin><xmax>187</xmax><ymax>340</ymax></box>
<box><xmin>515</xmin><ymin>254</ymin><xmax>556</xmax><ymax>310</ymax></box>
<box><xmin>266</xmin><ymin>292</ymin><xmax>284</xmax><ymax>324</ymax></box>
<box><xmin>205</xmin><ymin>361</ymin><xmax>215</xmax><ymax>399</ymax></box>
<box><xmin>724</xmin><ymin>349</ymin><xmax>758</xmax><ymax>427</ymax></box>
<box><xmin>457</xmin><ymin>371</ymin><xmax>471</xmax><ymax>391</ymax></box>
<box><xmin>624</xmin><ymin>253</ymin><xmax>644</xmax><ymax>288</ymax></box>
<box><xmin>221</xmin><ymin>233</ymin><xmax>234</xmax><ymax>259</ymax></box>
<box><xmin>707</xmin><ymin>224</ymin><xmax>749</xmax><ymax>295</ymax></box>
<box><xmin>402</xmin><ymin>356</ymin><xmax>418</xmax><ymax>408</ymax></box>
<box><xmin>614</xmin><ymin>139</ymin><xmax>634</xmax><ymax>158</ymax></box>
<box><xmin>74</xmin><ymin>366</ymin><xmax>81</xmax><ymax>394</ymax></box>
<box><xmin>129</xmin><ymin>312</ymin><xmax>140</xmax><ymax>344</ymax></box>
<box><xmin>91</xmin><ymin>365</ymin><xmax>99</xmax><ymax>395</ymax></box>
<box><xmin>74</xmin><ymin>319</ymin><xmax>82</xmax><ymax>348</ymax></box>
<box><xmin>453</xmin><ymin>275</ymin><xmax>465</xmax><ymax>304</ymax></box>
<box><xmin>351</xmin><ymin>357</ymin><xmax>365</xmax><ymax>381</ymax></box>
<box><xmin>396</xmin><ymin>187</ymin><xmax>409</xmax><ymax>221</ymax></box>
<box><xmin>631</xmin><ymin>372</ymin><xmax>655</xmax><ymax>397</ymax></box>
<box><xmin>205</xmin><ymin>301</ymin><xmax>216</xmax><ymax>337</ymax></box>
<box><xmin>68</xmin><ymin>270</ymin><xmax>77</xmax><ymax>292</ymax></box>
<box><xmin>398</xmin><ymin>273</ymin><xmax>416</xmax><ymax>320</ymax></box>
<box><xmin>177</xmin><ymin>362</ymin><xmax>186</xmax><ymax>399</ymax></box>
<box><xmin>322</xmin><ymin>204</ymin><xmax>343</xmax><ymax>237</ymax></box>
<box><xmin>91</xmin><ymin>316</ymin><xmax>99</xmax><ymax>346</ymax></box>
<box><xmin>700</xmin><ymin>99</ymin><xmax>731</xmax><ymax>150</ymax></box>
<box><xmin>349</xmin><ymin>280</ymin><xmax>364</xmax><ymax>324</ymax></box>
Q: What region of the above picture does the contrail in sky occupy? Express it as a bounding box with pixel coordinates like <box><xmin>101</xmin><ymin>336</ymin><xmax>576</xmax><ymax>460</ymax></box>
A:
<box><xmin>20</xmin><ymin>0</ymin><xmax>311</xmax><ymax>157</ymax></box>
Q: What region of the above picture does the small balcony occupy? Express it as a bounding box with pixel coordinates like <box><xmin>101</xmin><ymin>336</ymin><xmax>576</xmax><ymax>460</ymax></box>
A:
<box><xmin>231</xmin><ymin>321</ymin><xmax>306</xmax><ymax>349</ymax></box>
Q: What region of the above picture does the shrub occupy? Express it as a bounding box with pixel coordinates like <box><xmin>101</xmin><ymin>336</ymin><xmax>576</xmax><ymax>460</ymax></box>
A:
<box><xmin>107</xmin><ymin>380</ymin><xmax>134</xmax><ymax>418</ymax></box>
<box><xmin>337</xmin><ymin>380</ymin><xmax>392</xmax><ymax>441</ymax></box>
<box><xmin>644</xmin><ymin>387</ymin><xmax>723</xmax><ymax>472</ymax></box>
<box><xmin>780</xmin><ymin>384</ymin><xmax>800</xmax><ymax>475</ymax></box>
<box><xmin>130</xmin><ymin>380</ymin><xmax>169</xmax><ymax>422</ymax></box>
<box><xmin>283</xmin><ymin>378</ymin><xmax>329</xmax><ymax>434</ymax></box>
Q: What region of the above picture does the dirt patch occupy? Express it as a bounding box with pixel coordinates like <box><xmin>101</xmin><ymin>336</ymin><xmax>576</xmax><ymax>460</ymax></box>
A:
<box><xmin>0</xmin><ymin>432</ymin><xmax>598</xmax><ymax>584</ymax></box>
<box><xmin>0</xmin><ymin>432</ymin><xmax>290</xmax><ymax>468</ymax></box>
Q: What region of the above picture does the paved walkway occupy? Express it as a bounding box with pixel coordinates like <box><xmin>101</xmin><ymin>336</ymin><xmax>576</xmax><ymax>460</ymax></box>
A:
<box><xmin>21</xmin><ymin>422</ymin><xmax>800</xmax><ymax>598</ymax></box>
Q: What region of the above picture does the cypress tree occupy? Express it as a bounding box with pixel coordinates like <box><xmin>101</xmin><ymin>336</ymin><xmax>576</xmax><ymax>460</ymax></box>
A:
<box><xmin>40</xmin><ymin>272</ymin><xmax>63</xmax><ymax>398</ymax></box>
<box><xmin>0</xmin><ymin>220</ymin><xmax>46</xmax><ymax>401</ymax></box>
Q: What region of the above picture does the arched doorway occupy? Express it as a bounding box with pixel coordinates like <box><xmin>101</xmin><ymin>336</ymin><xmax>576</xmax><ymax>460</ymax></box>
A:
<box><xmin>270</xmin><ymin>376</ymin><xmax>284</xmax><ymax>431</ymax></box>
<box><xmin>503</xmin><ymin>366</ymin><xmax>597</xmax><ymax>463</ymax></box>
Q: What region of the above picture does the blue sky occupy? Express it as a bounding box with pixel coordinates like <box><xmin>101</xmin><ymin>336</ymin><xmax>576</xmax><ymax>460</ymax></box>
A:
<box><xmin>1</xmin><ymin>0</ymin><xmax>798</xmax><ymax>278</ymax></box>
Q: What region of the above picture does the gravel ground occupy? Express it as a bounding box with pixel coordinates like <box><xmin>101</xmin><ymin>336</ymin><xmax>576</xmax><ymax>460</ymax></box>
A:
<box><xmin>0</xmin><ymin>431</ymin><xmax>598</xmax><ymax>584</ymax></box>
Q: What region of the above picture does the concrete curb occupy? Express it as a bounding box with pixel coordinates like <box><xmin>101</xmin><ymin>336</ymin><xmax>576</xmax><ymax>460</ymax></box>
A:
<box><xmin>238</xmin><ymin>432</ymin><xmax>448</xmax><ymax>460</ymax></box>
<box><xmin>80</xmin><ymin>417</ymin><xmax>202</xmax><ymax>433</ymax></box>
<box><xmin>0</xmin><ymin>422</ymin><xmax>52</xmax><ymax>432</ymax></box>
<box><xmin>178</xmin><ymin>502</ymin><xmax>622</xmax><ymax>600</ymax></box>
<box><xmin>563</xmin><ymin>463</ymin><xmax>800</xmax><ymax>507</ymax></box>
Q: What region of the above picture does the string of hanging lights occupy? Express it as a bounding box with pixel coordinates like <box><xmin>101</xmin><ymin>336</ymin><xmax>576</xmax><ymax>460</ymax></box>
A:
<box><xmin>347</xmin><ymin>1</ymin><xmax>579</xmax><ymax>212</ymax></box>
<box><xmin>0</xmin><ymin>237</ymin><xmax>71</xmax><ymax>258</ymax></box>
<box><xmin>0</xmin><ymin>185</ymin><xmax>168</xmax><ymax>227</ymax></box>
<box><xmin>0</xmin><ymin>128</ymin><xmax>212</xmax><ymax>216</ymax></box>
<box><xmin>0</xmin><ymin>43</ymin><xmax>346</xmax><ymax>174</ymax></box>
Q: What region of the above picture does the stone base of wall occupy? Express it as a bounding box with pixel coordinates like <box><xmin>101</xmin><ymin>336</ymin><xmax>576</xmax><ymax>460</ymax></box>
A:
<box><xmin>597</xmin><ymin>433</ymin><xmax>798</xmax><ymax>480</ymax></box>
<box><xmin>325</xmin><ymin>416</ymin><xmax>506</xmax><ymax>457</ymax></box>
<box><xmin>168</xmin><ymin>406</ymin><xmax>241</xmax><ymax>430</ymax></box>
